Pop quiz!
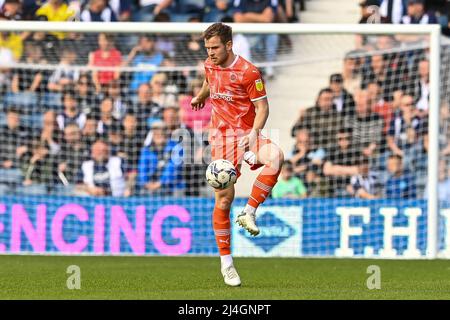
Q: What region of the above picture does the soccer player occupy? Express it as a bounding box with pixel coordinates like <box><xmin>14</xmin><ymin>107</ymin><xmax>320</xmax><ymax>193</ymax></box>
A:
<box><xmin>191</xmin><ymin>23</ymin><xmax>284</xmax><ymax>287</ymax></box>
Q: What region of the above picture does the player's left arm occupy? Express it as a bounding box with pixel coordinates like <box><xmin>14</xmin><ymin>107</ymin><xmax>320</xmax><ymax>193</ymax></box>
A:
<box><xmin>238</xmin><ymin>67</ymin><xmax>269</xmax><ymax>149</ymax></box>
<box><xmin>238</xmin><ymin>97</ymin><xmax>269</xmax><ymax>148</ymax></box>
<box><xmin>252</xmin><ymin>97</ymin><xmax>269</xmax><ymax>132</ymax></box>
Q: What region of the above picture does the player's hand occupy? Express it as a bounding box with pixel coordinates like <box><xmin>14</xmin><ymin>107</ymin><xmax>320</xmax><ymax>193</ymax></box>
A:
<box><xmin>238</xmin><ymin>130</ymin><xmax>257</xmax><ymax>150</ymax></box>
<box><xmin>191</xmin><ymin>96</ymin><xmax>206</xmax><ymax>111</ymax></box>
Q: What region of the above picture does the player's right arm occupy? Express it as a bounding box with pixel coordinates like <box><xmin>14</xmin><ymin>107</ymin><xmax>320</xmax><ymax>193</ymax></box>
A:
<box><xmin>191</xmin><ymin>79</ymin><xmax>210</xmax><ymax>111</ymax></box>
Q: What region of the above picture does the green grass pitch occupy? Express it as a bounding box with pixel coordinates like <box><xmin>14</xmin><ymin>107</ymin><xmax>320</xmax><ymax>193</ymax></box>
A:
<box><xmin>1</xmin><ymin>255</ymin><xmax>450</xmax><ymax>299</ymax></box>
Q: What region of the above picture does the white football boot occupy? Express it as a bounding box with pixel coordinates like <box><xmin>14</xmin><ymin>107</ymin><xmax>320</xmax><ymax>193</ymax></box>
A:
<box><xmin>236</xmin><ymin>210</ymin><xmax>260</xmax><ymax>236</ymax></box>
<box><xmin>221</xmin><ymin>265</ymin><xmax>241</xmax><ymax>287</ymax></box>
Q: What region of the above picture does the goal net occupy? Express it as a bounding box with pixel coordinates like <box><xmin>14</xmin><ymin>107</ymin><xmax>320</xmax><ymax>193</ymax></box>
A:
<box><xmin>0</xmin><ymin>22</ymin><xmax>447</xmax><ymax>259</ymax></box>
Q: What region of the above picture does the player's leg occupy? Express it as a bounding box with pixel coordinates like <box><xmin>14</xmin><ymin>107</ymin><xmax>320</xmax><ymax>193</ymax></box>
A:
<box><xmin>237</xmin><ymin>140</ymin><xmax>284</xmax><ymax>236</ymax></box>
<box><xmin>213</xmin><ymin>182</ymin><xmax>241</xmax><ymax>286</ymax></box>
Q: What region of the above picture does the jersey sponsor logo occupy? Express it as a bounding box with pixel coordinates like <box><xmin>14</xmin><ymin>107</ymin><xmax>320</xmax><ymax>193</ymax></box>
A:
<box><xmin>255</xmin><ymin>79</ymin><xmax>264</xmax><ymax>92</ymax></box>
<box><xmin>210</xmin><ymin>93</ymin><xmax>234</xmax><ymax>101</ymax></box>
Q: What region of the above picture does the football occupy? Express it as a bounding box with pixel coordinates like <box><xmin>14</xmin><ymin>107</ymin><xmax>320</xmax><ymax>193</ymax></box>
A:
<box><xmin>206</xmin><ymin>159</ymin><xmax>238</xmax><ymax>189</ymax></box>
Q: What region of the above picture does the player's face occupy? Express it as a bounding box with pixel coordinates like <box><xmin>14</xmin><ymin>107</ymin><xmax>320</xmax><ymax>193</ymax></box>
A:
<box><xmin>205</xmin><ymin>35</ymin><xmax>231</xmax><ymax>66</ymax></box>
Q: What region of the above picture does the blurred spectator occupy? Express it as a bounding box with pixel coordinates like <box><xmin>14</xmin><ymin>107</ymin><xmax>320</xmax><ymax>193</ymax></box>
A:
<box><xmin>76</xmin><ymin>73</ymin><xmax>98</xmax><ymax>115</ymax></box>
<box><xmin>138</xmin><ymin>120</ymin><xmax>184</xmax><ymax>196</ymax></box>
<box><xmin>39</xmin><ymin>110</ymin><xmax>62</xmax><ymax>155</ymax></box>
<box><xmin>367</xmin><ymin>81</ymin><xmax>392</xmax><ymax>134</ymax></box>
<box><xmin>97</xmin><ymin>96</ymin><xmax>121</xmax><ymax>136</ymax></box>
<box><xmin>323</xmin><ymin>127</ymin><xmax>363</xmax><ymax>197</ymax></box>
<box><xmin>133</xmin><ymin>0</ymin><xmax>173</xmax><ymax>22</ymax></box>
<box><xmin>12</xmin><ymin>44</ymin><xmax>48</xmax><ymax>94</ymax></box>
<box><xmin>150</xmin><ymin>72</ymin><xmax>176</xmax><ymax>108</ymax></box>
<box><xmin>401</xmin><ymin>0</ymin><xmax>438</xmax><ymax>24</ymax></box>
<box><xmin>107</xmin><ymin>121</ymin><xmax>122</xmax><ymax>156</ymax></box>
<box><xmin>79</xmin><ymin>139</ymin><xmax>128</xmax><ymax>196</ymax></box>
<box><xmin>0</xmin><ymin>0</ymin><xmax>22</xmax><ymax>20</ymax></box>
<box><xmin>425</xmin><ymin>159</ymin><xmax>450</xmax><ymax>201</ymax></box>
<box><xmin>204</xmin><ymin>0</ymin><xmax>232</xmax><ymax>22</ymax></box>
<box><xmin>347</xmin><ymin>156</ymin><xmax>379</xmax><ymax>199</ymax></box>
<box><xmin>0</xmin><ymin>29</ymin><xmax>23</xmax><ymax>61</ymax></box>
<box><xmin>277</xmin><ymin>0</ymin><xmax>299</xmax><ymax>23</ymax></box>
<box><xmin>89</xmin><ymin>33</ymin><xmax>122</xmax><ymax>93</ymax></box>
<box><xmin>153</xmin><ymin>13</ymin><xmax>177</xmax><ymax>56</ymax></box>
<box><xmin>385</xmin><ymin>154</ymin><xmax>417</xmax><ymax>198</ymax></box>
<box><xmin>35</xmin><ymin>0</ymin><xmax>76</xmax><ymax>40</ymax></box>
<box><xmin>329</xmin><ymin>73</ymin><xmax>355</xmax><ymax>117</ymax></box>
<box><xmin>0</xmin><ymin>56</ymin><xmax>13</xmax><ymax>95</ymax></box>
<box><xmin>60</xmin><ymin>32</ymin><xmax>92</xmax><ymax>65</ymax></box>
<box><xmin>55</xmin><ymin>123</ymin><xmax>88</xmax><ymax>191</ymax></box>
<box><xmin>106</xmin><ymin>80</ymin><xmax>132</xmax><ymax>120</ymax></box>
<box><xmin>21</xmin><ymin>0</ymin><xmax>42</xmax><ymax>20</ymax></box>
<box><xmin>160</xmin><ymin>105</ymin><xmax>204</xmax><ymax>196</ymax></box>
<box><xmin>0</xmin><ymin>107</ymin><xmax>30</xmax><ymax>194</ymax></box>
<box><xmin>80</xmin><ymin>0</ymin><xmax>118</xmax><ymax>22</ymax></box>
<box><xmin>179</xmin><ymin>78</ymin><xmax>213</xmax><ymax>132</ymax></box>
<box><xmin>169</xmin><ymin>0</ymin><xmax>204</xmax><ymax>22</ymax></box>
<box><xmin>374</xmin><ymin>36</ymin><xmax>411</xmax><ymax>93</ymax></box>
<box><xmin>133</xmin><ymin>83</ymin><xmax>163</xmax><ymax>130</ymax></box>
<box><xmin>271</xmin><ymin>160</ymin><xmax>307</xmax><ymax>199</ymax></box>
<box><xmin>411</xmin><ymin>59</ymin><xmax>429</xmax><ymax>117</ymax></box>
<box><xmin>291</xmin><ymin>88</ymin><xmax>344</xmax><ymax>151</ymax></box>
<box><xmin>221</xmin><ymin>16</ymin><xmax>252</xmax><ymax>61</ymax></box>
<box><xmin>440</xmin><ymin>101</ymin><xmax>450</xmax><ymax>159</ymax></box>
<box><xmin>161</xmin><ymin>55</ymin><xmax>189</xmax><ymax>95</ymax></box>
<box><xmin>347</xmin><ymin>89</ymin><xmax>385</xmax><ymax>157</ymax></box>
<box><xmin>342</xmin><ymin>52</ymin><xmax>362</xmax><ymax>95</ymax></box>
<box><xmin>386</xmin><ymin>94</ymin><xmax>423</xmax><ymax>157</ymax></box>
<box><xmin>359</xmin><ymin>0</ymin><xmax>390</xmax><ymax>24</ymax></box>
<box><xmin>174</xmin><ymin>17</ymin><xmax>207</xmax><ymax>66</ymax></box>
<box><xmin>47</xmin><ymin>48</ymin><xmax>79</xmax><ymax>92</ymax></box>
<box><xmin>118</xmin><ymin>113</ymin><xmax>143</xmax><ymax>188</ymax></box>
<box><xmin>233</xmin><ymin>0</ymin><xmax>279</xmax><ymax>78</ymax></box>
<box><xmin>81</xmin><ymin>114</ymin><xmax>100</xmax><ymax>146</ymax></box>
<box><xmin>361</xmin><ymin>54</ymin><xmax>399</xmax><ymax>102</ymax></box>
<box><xmin>289</xmin><ymin>127</ymin><xmax>325</xmax><ymax>185</ymax></box>
<box><xmin>109</xmin><ymin>0</ymin><xmax>132</xmax><ymax>21</ymax></box>
<box><xmin>19</xmin><ymin>139</ymin><xmax>55</xmax><ymax>194</ymax></box>
<box><xmin>379</xmin><ymin>0</ymin><xmax>407</xmax><ymax>24</ymax></box>
<box><xmin>26</xmin><ymin>26</ymin><xmax>60</xmax><ymax>64</ymax></box>
<box><xmin>57</xmin><ymin>89</ymin><xmax>87</xmax><ymax>130</ymax></box>
<box><xmin>123</xmin><ymin>34</ymin><xmax>164</xmax><ymax>92</ymax></box>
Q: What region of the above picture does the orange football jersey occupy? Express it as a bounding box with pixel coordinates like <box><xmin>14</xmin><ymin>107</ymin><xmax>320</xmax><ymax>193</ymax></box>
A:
<box><xmin>204</xmin><ymin>55</ymin><xmax>267</xmax><ymax>140</ymax></box>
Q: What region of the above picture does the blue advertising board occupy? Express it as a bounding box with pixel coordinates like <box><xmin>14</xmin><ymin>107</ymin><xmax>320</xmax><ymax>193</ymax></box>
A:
<box><xmin>0</xmin><ymin>196</ymin><xmax>448</xmax><ymax>258</ymax></box>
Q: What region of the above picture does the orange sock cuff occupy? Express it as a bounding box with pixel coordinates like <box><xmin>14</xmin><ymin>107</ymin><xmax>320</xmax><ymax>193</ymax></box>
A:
<box><xmin>248</xmin><ymin>168</ymin><xmax>281</xmax><ymax>208</ymax></box>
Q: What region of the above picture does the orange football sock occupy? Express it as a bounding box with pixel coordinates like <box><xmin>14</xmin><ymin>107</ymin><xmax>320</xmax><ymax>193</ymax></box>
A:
<box><xmin>247</xmin><ymin>166</ymin><xmax>281</xmax><ymax>209</ymax></box>
<box><xmin>213</xmin><ymin>206</ymin><xmax>231</xmax><ymax>256</ymax></box>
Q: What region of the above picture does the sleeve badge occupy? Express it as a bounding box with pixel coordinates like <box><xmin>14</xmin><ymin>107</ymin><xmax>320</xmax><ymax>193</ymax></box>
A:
<box><xmin>255</xmin><ymin>79</ymin><xmax>264</xmax><ymax>92</ymax></box>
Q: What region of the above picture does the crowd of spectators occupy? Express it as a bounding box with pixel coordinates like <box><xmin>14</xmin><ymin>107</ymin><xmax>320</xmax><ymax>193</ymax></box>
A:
<box><xmin>0</xmin><ymin>0</ymin><xmax>449</xmax><ymax>200</ymax></box>
<box><xmin>358</xmin><ymin>0</ymin><xmax>450</xmax><ymax>36</ymax></box>
<box><xmin>270</xmin><ymin>0</ymin><xmax>450</xmax><ymax>200</ymax></box>
<box><xmin>284</xmin><ymin>28</ymin><xmax>450</xmax><ymax>200</ymax></box>
<box><xmin>0</xmin><ymin>0</ymin><xmax>303</xmax><ymax>197</ymax></box>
